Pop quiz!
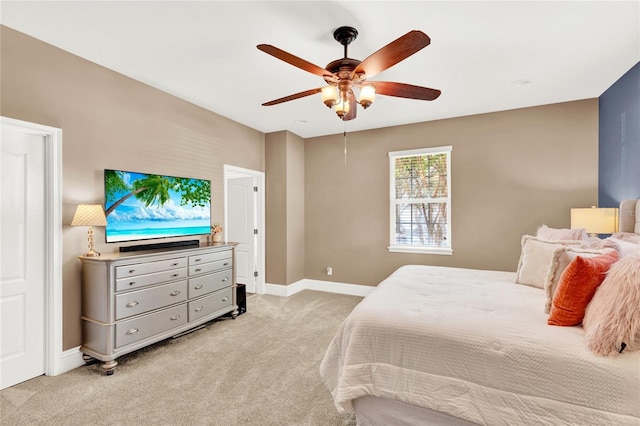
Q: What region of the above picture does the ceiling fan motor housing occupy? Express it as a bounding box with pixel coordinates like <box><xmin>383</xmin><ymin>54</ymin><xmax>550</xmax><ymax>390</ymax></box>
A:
<box><xmin>324</xmin><ymin>58</ymin><xmax>363</xmax><ymax>82</ymax></box>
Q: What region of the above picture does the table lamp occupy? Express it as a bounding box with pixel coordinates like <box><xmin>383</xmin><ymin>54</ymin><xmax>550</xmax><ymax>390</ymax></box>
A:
<box><xmin>71</xmin><ymin>204</ymin><xmax>107</xmax><ymax>256</ymax></box>
<box><xmin>570</xmin><ymin>206</ymin><xmax>619</xmax><ymax>237</ymax></box>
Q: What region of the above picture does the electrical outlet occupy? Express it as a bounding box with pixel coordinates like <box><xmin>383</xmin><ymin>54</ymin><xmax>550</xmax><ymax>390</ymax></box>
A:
<box><xmin>326</xmin><ymin>266</ymin><xmax>333</xmax><ymax>276</ymax></box>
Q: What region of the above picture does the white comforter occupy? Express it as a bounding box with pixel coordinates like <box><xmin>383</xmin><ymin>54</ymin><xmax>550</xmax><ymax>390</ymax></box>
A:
<box><xmin>320</xmin><ymin>265</ymin><xmax>640</xmax><ymax>425</ymax></box>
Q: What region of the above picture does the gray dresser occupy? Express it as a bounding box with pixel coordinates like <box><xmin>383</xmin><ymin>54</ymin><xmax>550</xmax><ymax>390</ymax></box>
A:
<box><xmin>79</xmin><ymin>242</ymin><xmax>238</xmax><ymax>375</ymax></box>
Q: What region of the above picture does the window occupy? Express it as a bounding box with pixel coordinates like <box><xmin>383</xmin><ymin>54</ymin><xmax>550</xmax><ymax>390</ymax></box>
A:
<box><xmin>388</xmin><ymin>146</ymin><xmax>452</xmax><ymax>254</ymax></box>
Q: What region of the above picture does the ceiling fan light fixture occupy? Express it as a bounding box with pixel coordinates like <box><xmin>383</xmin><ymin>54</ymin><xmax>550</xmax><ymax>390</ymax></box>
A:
<box><xmin>359</xmin><ymin>85</ymin><xmax>376</xmax><ymax>109</ymax></box>
<box><xmin>321</xmin><ymin>85</ymin><xmax>338</xmax><ymax>107</ymax></box>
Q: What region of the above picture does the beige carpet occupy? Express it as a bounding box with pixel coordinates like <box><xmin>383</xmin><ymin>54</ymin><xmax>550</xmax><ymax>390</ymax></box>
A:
<box><xmin>1</xmin><ymin>290</ymin><xmax>362</xmax><ymax>426</ymax></box>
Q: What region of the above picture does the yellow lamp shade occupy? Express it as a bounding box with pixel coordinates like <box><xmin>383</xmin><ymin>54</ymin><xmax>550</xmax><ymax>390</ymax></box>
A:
<box><xmin>570</xmin><ymin>207</ymin><xmax>619</xmax><ymax>235</ymax></box>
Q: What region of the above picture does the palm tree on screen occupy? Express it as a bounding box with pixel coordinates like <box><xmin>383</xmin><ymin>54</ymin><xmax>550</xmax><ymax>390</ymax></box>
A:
<box><xmin>104</xmin><ymin>170</ymin><xmax>210</xmax><ymax>216</ymax></box>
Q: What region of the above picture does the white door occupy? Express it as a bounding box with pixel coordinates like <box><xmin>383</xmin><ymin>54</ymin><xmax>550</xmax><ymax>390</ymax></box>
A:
<box><xmin>227</xmin><ymin>176</ymin><xmax>256</xmax><ymax>293</ymax></box>
<box><xmin>1</xmin><ymin>125</ymin><xmax>46</xmax><ymax>389</ymax></box>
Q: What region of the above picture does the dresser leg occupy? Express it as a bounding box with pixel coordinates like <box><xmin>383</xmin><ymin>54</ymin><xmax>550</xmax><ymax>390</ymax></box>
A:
<box><xmin>232</xmin><ymin>308</ymin><xmax>239</xmax><ymax>319</ymax></box>
<box><xmin>102</xmin><ymin>360</ymin><xmax>118</xmax><ymax>375</ymax></box>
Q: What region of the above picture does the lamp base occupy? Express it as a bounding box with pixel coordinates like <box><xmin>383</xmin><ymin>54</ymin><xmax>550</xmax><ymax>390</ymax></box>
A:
<box><xmin>83</xmin><ymin>250</ymin><xmax>101</xmax><ymax>257</ymax></box>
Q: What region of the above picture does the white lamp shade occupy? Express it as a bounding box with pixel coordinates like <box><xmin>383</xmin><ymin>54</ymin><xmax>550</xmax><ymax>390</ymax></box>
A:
<box><xmin>321</xmin><ymin>86</ymin><xmax>338</xmax><ymax>106</ymax></box>
<box><xmin>570</xmin><ymin>207</ymin><xmax>619</xmax><ymax>234</ymax></box>
<box><xmin>359</xmin><ymin>85</ymin><xmax>376</xmax><ymax>104</ymax></box>
<box><xmin>335</xmin><ymin>99</ymin><xmax>350</xmax><ymax>115</ymax></box>
<box><xmin>71</xmin><ymin>204</ymin><xmax>107</xmax><ymax>227</ymax></box>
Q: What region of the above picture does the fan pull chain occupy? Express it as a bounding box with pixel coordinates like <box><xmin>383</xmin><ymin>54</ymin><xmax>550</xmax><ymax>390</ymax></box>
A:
<box><xmin>343</xmin><ymin>122</ymin><xmax>348</xmax><ymax>164</ymax></box>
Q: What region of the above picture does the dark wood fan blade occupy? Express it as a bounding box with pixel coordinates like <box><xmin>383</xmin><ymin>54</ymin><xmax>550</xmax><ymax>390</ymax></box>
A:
<box><xmin>257</xmin><ymin>44</ymin><xmax>336</xmax><ymax>80</ymax></box>
<box><xmin>351</xmin><ymin>31</ymin><xmax>431</xmax><ymax>79</ymax></box>
<box><xmin>343</xmin><ymin>91</ymin><xmax>357</xmax><ymax>121</ymax></box>
<box><xmin>262</xmin><ymin>87</ymin><xmax>323</xmax><ymax>106</ymax></box>
<box><xmin>369</xmin><ymin>81</ymin><xmax>441</xmax><ymax>101</ymax></box>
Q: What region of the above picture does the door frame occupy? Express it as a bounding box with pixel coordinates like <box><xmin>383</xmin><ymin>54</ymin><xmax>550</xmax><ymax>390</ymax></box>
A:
<box><xmin>1</xmin><ymin>116</ymin><xmax>63</xmax><ymax>377</ymax></box>
<box><xmin>223</xmin><ymin>165</ymin><xmax>265</xmax><ymax>294</ymax></box>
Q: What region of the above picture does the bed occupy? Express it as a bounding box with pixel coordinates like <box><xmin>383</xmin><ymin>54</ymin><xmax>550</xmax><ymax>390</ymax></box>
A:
<box><xmin>320</xmin><ymin>200</ymin><xmax>640</xmax><ymax>425</ymax></box>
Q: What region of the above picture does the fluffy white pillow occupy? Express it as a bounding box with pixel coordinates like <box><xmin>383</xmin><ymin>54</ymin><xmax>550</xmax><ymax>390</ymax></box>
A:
<box><xmin>583</xmin><ymin>252</ymin><xmax>640</xmax><ymax>356</ymax></box>
<box><xmin>536</xmin><ymin>225</ymin><xmax>588</xmax><ymax>241</ymax></box>
<box><xmin>544</xmin><ymin>246</ymin><xmax>617</xmax><ymax>314</ymax></box>
<box><xmin>515</xmin><ymin>235</ymin><xmax>583</xmax><ymax>289</ymax></box>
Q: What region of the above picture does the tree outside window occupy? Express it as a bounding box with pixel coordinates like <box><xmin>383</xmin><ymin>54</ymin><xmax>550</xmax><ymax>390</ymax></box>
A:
<box><xmin>389</xmin><ymin>146</ymin><xmax>452</xmax><ymax>255</ymax></box>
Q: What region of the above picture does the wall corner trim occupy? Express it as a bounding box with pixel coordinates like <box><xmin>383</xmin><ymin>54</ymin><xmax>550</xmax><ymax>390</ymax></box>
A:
<box><xmin>265</xmin><ymin>279</ymin><xmax>374</xmax><ymax>297</ymax></box>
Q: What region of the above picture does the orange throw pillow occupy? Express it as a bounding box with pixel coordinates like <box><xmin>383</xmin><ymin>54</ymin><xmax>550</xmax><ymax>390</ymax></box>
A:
<box><xmin>548</xmin><ymin>251</ymin><xmax>619</xmax><ymax>326</ymax></box>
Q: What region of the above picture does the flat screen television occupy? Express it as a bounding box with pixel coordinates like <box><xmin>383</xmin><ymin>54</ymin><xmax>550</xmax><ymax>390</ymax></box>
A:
<box><xmin>104</xmin><ymin>169</ymin><xmax>211</xmax><ymax>243</ymax></box>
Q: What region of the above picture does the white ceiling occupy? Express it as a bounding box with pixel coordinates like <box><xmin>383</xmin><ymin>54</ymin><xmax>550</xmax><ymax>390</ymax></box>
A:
<box><xmin>1</xmin><ymin>1</ymin><xmax>639</xmax><ymax>138</ymax></box>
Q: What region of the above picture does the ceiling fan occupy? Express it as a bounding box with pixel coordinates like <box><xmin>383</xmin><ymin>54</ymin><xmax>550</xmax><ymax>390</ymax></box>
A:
<box><xmin>257</xmin><ymin>26</ymin><xmax>441</xmax><ymax>121</ymax></box>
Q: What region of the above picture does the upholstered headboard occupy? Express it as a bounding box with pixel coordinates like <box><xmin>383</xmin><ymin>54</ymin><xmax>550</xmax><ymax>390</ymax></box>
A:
<box><xmin>619</xmin><ymin>199</ymin><xmax>640</xmax><ymax>233</ymax></box>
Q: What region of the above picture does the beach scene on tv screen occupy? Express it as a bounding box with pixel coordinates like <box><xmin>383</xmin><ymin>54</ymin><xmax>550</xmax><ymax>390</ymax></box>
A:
<box><xmin>104</xmin><ymin>169</ymin><xmax>211</xmax><ymax>243</ymax></box>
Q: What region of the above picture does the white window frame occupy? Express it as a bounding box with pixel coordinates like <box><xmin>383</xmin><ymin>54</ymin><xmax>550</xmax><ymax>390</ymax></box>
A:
<box><xmin>388</xmin><ymin>146</ymin><xmax>453</xmax><ymax>255</ymax></box>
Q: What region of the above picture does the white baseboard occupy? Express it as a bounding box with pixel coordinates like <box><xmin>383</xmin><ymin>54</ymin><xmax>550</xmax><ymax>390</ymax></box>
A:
<box><xmin>265</xmin><ymin>279</ymin><xmax>374</xmax><ymax>298</ymax></box>
<box><xmin>55</xmin><ymin>346</ymin><xmax>85</xmax><ymax>375</ymax></box>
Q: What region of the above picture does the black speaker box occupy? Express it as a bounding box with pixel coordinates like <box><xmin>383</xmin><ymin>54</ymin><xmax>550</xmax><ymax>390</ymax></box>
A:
<box><xmin>236</xmin><ymin>283</ymin><xmax>247</xmax><ymax>315</ymax></box>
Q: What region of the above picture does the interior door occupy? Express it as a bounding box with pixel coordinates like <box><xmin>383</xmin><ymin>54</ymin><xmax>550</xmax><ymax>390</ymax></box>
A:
<box><xmin>227</xmin><ymin>176</ymin><xmax>256</xmax><ymax>293</ymax></box>
<box><xmin>1</xmin><ymin>125</ymin><xmax>46</xmax><ymax>389</ymax></box>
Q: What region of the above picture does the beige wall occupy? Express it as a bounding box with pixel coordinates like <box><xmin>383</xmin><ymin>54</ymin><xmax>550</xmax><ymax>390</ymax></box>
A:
<box><xmin>305</xmin><ymin>100</ymin><xmax>599</xmax><ymax>286</ymax></box>
<box><xmin>286</xmin><ymin>132</ymin><xmax>305</xmax><ymax>283</ymax></box>
<box><xmin>265</xmin><ymin>131</ymin><xmax>305</xmax><ymax>285</ymax></box>
<box><xmin>265</xmin><ymin>132</ymin><xmax>288</xmax><ymax>284</ymax></box>
<box><xmin>1</xmin><ymin>26</ymin><xmax>265</xmax><ymax>350</ymax></box>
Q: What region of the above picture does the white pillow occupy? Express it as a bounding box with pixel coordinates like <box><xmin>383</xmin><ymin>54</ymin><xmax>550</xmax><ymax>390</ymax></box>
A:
<box><xmin>544</xmin><ymin>246</ymin><xmax>617</xmax><ymax>314</ymax></box>
<box><xmin>515</xmin><ymin>235</ymin><xmax>583</xmax><ymax>289</ymax></box>
<box><xmin>608</xmin><ymin>237</ymin><xmax>640</xmax><ymax>258</ymax></box>
<box><xmin>611</xmin><ymin>232</ymin><xmax>640</xmax><ymax>244</ymax></box>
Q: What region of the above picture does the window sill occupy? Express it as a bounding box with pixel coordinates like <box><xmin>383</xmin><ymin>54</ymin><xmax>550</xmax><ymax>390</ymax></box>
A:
<box><xmin>388</xmin><ymin>246</ymin><xmax>454</xmax><ymax>255</ymax></box>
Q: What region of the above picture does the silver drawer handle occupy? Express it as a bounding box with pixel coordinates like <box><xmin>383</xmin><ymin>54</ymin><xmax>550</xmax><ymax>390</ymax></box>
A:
<box><xmin>126</xmin><ymin>301</ymin><xmax>139</xmax><ymax>308</ymax></box>
<box><xmin>129</xmin><ymin>269</ymin><xmax>136</xmax><ymax>274</ymax></box>
<box><xmin>194</xmin><ymin>258</ymin><xmax>202</xmax><ymax>262</ymax></box>
<box><xmin>170</xmin><ymin>290</ymin><xmax>181</xmax><ymax>296</ymax></box>
<box><xmin>126</xmin><ymin>328</ymin><xmax>139</xmax><ymax>335</ymax></box>
<box><xmin>222</xmin><ymin>277</ymin><xmax>229</xmax><ymax>282</ymax></box>
<box><xmin>194</xmin><ymin>284</ymin><xmax>203</xmax><ymax>290</ymax></box>
<box><xmin>195</xmin><ymin>268</ymin><xmax>202</xmax><ymax>272</ymax></box>
<box><xmin>170</xmin><ymin>314</ymin><xmax>181</xmax><ymax>320</ymax></box>
<box><xmin>129</xmin><ymin>281</ymin><xmax>136</xmax><ymax>286</ymax></box>
<box><xmin>194</xmin><ymin>306</ymin><xmax>203</xmax><ymax>312</ymax></box>
<box><xmin>222</xmin><ymin>297</ymin><xmax>229</xmax><ymax>302</ymax></box>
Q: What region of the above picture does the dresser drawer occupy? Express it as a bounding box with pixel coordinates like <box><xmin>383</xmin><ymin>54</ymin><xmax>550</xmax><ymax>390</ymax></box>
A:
<box><xmin>188</xmin><ymin>287</ymin><xmax>233</xmax><ymax>322</ymax></box>
<box><xmin>115</xmin><ymin>268</ymin><xmax>187</xmax><ymax>292</ymax></box>
<box><xmin>115</xmin><ymin>257</ymin><xmax>186</xmax><ymax>279</ymax></box>
<box><xmin>188</xmin><ymin>270</ymin><xmax>232</xmax><ymax>298</ymax></box>
<box><xmin>115</xmin><ymin>304</ymin><xmax>187</xmax><ymax>348</ymax></box>
<box><xmin>115</xmin><ymin>280</ymin><xmax>187</xmax><ymax>320</ymax></box>
<box><xmin>188</xmin><ymin>258</ymin><xmax>232</xmax><ymax>277</ymax></box>
<box><xmin>188</xmin><ymin>250</ymin><xmax>232</xmax><ymax>267</ymax></box>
